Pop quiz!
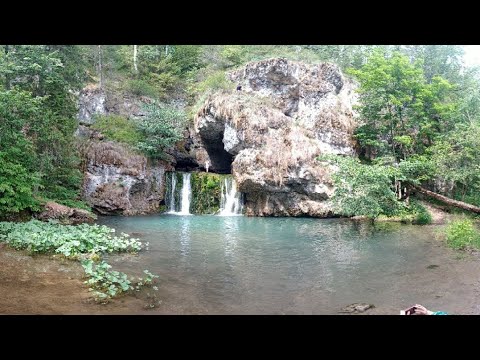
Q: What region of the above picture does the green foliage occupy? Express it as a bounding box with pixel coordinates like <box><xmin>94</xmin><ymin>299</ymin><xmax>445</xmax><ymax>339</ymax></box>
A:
<box><xmin>196</xmin><ymin>70</ymin><xmax>234</xmax><ymax>94</ymax></box>
<box><xmin>444</xmin><ymin>217</ymin><xmax>480</xmax><ymax>250</ymax></box>
<box><xmin>190</xmin><ymin>172</ymin><xmax>224</xmax><ymax>214</ymax></box>
<box><xmin>428</xmin><ymin>123</ymin><xmax>480</xmax><ymax>201</ymax></box>
<box><xmin>0</xmin><ymin>220</ymin><xmax>159</xmax><ymax>302</ymax></box>
<box><xmin>81</xmin><ymin>260</ymin><xmax>159</xmax><ymax>301</ymax></box>
<box><xmin>0</xmin><ymin>46</ymin><xmax>89</xmax><ymax>217</ymax></box>
<box><xmin>380</xmin><ymin>200</ymin><xmax>432</xmax><ymax>224</ymax></box>
<box><xmin>125</xmin><ymin>78</ymin><xmax>159</xmax><ymax>98</ymax></box>
<box><xmin>135</xmin><ymin>102</ymin><xmax>187</xmax><ymax>159</ymax></box>
<box><xmin>397</xmin><ymin>155</ymin><xmax>435</xmax><ymax>185</ymax></box>
<box><xmin>319</xmin><ymin>155</ymin><xmax>400</xmax><ymax>219</ymax></box>
<box><xmin>92</xmin><ymin>114</ymin><xmax>143</xmax><ymax>146</ymax></box>
<box><xmin>0</xmin><ymin>220</ymin><xmax>142</xmax><ymax>257</ymax></box>
<box><xmin>349</xmin><ymin>50</ymin><xmax>455</xmax><ymax>161</ymax></box>
<box><xmin>401</xmin><ymin>45</ymin><xmax>465</xmax><ymax>84</ymax></box>
<box><xmin>0</xmin><ymin>152</ymin><xmax>40</xmax><ymax>215</ymax></box>
<box><xmin>170</xmin><ymin>45</ymin><xmax>203</xmax><ymax>74</ymax></box>
<box><xmin>220</xmin><ymin>46</ymin><xmax>247</xmax><ymax>67</ymax></box>
<box><xmin>415</xmin><ymin>209</ymin><xmax>433</xmax><ymax>225</ymax></box>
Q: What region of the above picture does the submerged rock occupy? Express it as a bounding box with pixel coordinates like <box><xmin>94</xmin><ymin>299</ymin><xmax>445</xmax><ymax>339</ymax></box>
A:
<box><xmin>339</xmin><ymin>303</ymin><xmax>375</xmax><ymax>314</ymax></box>
<box><xmin>194</xmin><ymin>58</ymin><xmax>358</xmax><ymax>217</ymax></box>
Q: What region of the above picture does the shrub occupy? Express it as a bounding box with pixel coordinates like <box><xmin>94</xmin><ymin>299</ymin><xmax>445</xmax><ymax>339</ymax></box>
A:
<box><xmin>0</xmin><ymin>152</ymin><xmax>40</xmax><ymax>216</ymax></box>
<box><xmin>135</xmin><ymin>102</ymin><xmax>187</xmax><ymax>159</ymax></box>
<box><xmin>92</xmin><ymin>114</ymin><xmax>143</xmax><ymax>146</ymax></box>
<box><xmin>0</xmin><ymin>220</ymin><xmax>159</xmax><ymax>302</ymax></box>
<box><xmin>414</xmin><ymin>208</ymin><xmax>433</xmax><ymax>225</ymax></box>
<box><xmin>444</xmin><ymin>218</ymin><xmax>480</xmax><ymax>250</ymax></box>
<box><xmin>194</xmin><ymin>70</ymin><xmax>234</xmax><ymax>95</ymax></box>
<box><xmin>125</xmin><ymin>79</ymin><xmax>158</xmax><ymax>98</ymax></box>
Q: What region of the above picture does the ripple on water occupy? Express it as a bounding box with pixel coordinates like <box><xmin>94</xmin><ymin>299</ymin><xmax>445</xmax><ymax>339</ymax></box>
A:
<box><xmin>97</xmin><ymin>215</ymin><xmax>480</xmax><ymax>315</ymax></box>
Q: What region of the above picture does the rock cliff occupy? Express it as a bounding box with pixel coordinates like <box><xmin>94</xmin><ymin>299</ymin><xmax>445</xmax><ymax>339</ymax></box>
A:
<box><xmin>194</xmin><ymin>58</ymin><xmax>358</xmax><ymax>216</ymax></box>
<box><xmin>80</xmin><ymin>140</ymin><xmax>171</xmax><ymax>215</ymax></box>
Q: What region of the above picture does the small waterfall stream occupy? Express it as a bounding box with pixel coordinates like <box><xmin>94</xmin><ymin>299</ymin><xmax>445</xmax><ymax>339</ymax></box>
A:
<box><xmin>179</xmin><ymin>173</ymin><xmax>192</xmax><ymax>215</ymax></box>
<box><xmin>219</xmin><ymin>177</ymin><xmax>243</xmax><ymax>216</ymax></box>
<box><xmin>165</xmin><ymin>171</ymin><xmax>243</xmax><ymax>215</ymax></box>
<box><xmin>166</xmin><ymin>172</ymin><xmax>192</xmax><ymax>215</ymax></box>
<box><xmin>169</xmin><ymin>172</ymin><xmax>177</xmax><ymax>212</ymax></box>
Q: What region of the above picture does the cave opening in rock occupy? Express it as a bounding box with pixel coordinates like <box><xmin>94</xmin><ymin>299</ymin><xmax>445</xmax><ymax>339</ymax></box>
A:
<box><xmin>203</xmin><ymin>139</ymin><xmax>233</xmax><ymax>174</ymax></box>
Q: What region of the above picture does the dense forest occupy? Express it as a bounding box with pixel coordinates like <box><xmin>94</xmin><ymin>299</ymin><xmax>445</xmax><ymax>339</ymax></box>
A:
<box><xmin>2</xmin><ymin>45</ymin><xmax>480</xmax><ymax>218</ymax></box>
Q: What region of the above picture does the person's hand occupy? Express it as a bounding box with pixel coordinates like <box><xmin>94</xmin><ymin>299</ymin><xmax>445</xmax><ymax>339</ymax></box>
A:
<box><xmin>414</xmin><ymin>304</ymin><xmax>433</xmax><ymax>315</ymax></box>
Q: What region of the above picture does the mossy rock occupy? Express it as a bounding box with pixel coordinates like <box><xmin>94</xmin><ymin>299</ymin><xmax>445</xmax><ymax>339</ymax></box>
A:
<box><xmin>190</xmin><ymin>172</ymin><xmax>225</xmax><ymax>214</ymax></box>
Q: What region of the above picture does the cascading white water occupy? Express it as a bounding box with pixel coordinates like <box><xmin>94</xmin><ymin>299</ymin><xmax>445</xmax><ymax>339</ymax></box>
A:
<box><xmin>178</xmin><ymin>173</ymin><xmax>192</xmax><ymax>215</ymax></box>
<box><xmin>169</xmin><ymin>172</ymin><xmax>177</xmax><ymax>212</ymax></box>
<box><xmin>167</xmin><ymin>172</ymin><xmax>191</xmax><ymax>215</ymax></box>
<box><xmin>219</xmin><ymin>177</ymin><xmax>243</xmax><ymax>216</ymax></box>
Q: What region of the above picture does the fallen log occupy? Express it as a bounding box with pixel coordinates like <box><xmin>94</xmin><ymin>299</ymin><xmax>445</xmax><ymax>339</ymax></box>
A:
<box><xmin>414</xmin><ymin>186</ymin><xmax>480</xmax><ymax>214</ymax></box>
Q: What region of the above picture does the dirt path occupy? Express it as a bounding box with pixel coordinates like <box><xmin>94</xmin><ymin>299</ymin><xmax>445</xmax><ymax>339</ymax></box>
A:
<box><xmin>421</xmin><ymin>201</ymin><xmax>453</xmax><ymax>225</ymax></box>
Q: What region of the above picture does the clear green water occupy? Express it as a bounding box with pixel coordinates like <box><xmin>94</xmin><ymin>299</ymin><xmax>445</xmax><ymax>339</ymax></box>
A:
<box><xmin>99</xmin><ymin>215</ymin><xmax>478</xmax><ymax>314</ymax></box>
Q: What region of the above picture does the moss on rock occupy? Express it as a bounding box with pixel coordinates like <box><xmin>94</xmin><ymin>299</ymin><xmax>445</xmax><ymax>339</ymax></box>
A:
<box><xmin>190</xmin><ymin>172</ymin><xmax>225</xmax><ymax>214</ymax></box>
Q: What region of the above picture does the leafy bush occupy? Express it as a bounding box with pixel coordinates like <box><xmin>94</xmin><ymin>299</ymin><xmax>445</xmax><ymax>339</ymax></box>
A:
<box><xmin>0</xmin><ymin>152</ymin><xmax>40</xmax><ymax>215</ymax></box>
<box><xmin>125</xmin><ymin>79</ymin><xmax>158</xmax><ymax>98</ymax></box>
<box><xmin>81</xmin><ymin>260</ymin><xmax>158</xmax><ymax>301</ymax></box>
<box><xmin>0</xmin><ymin>220</ymin><xmax>142</xmax><ymax>257</ymax></box>
<box><xmin>135</xmin><ymin>102</ymin><xmax>187</xmax><ymax>159</ymax></box>
<box><xmin>220</xmin><ymin>46</ymin><xmax>246</xmax><ymax>67</ymax></box>
<box><xmin>444</xmin><ymin>218</ymin><xmax>480</xmax><ymax>250</ymax></box>
<box><xmin>92</xmin><ymin>114</ymin><xmax>143</xmax><ymax>146</ymax></box>
<box><xmin>319</xmin><ymin>155</ymin><xmax>400</xmax><ymax>219</ymax></box>
<box><xmin>193</xmin><ymin>70</ymin><xmax>235</xmax><ymax>95</ymax></box>
<box><xmin>414</xmin><ymin>208</ymin><xmax>433</xmax><ymax>225</ymax></box>
<box><xmin>0</xmin><ymin>220</ymin><xmax>159</xmax><ymax>302</ymax></box>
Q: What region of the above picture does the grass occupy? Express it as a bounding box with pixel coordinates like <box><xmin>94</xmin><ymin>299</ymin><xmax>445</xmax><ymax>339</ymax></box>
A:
<box><xmin>443</xmin><ymin>217</ymin><xmax>480</xmax><ymax>250</ymax></box>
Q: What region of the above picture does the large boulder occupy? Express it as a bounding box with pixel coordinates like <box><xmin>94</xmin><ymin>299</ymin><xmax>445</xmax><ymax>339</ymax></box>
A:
<box><xmin>36</xmin><ymin>202</ymin><xmax>96</xmax><ymax>225</ymax></box>
<box><xmin>194</xmin><ymin>58</ymin><xmax>358</xmax><ymax>217</ymax></box>
<box><xmin>81</xmin><ymin>141</ymin><xmax>171</xmax><ymax>215</ymax></box>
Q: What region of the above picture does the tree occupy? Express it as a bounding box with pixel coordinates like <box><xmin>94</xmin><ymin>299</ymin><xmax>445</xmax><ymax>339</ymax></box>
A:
<box><xmin>0</xmin><ymin>45</ymin><xmax>88</xmax><ymax>214</ymax></box>
<box><xmin>133</xmin><ymin>45</ymin><xmax>138</xmax><ymax>73</ymax></box>
<box><xmin>349</xmin><ymin>50</ymin><xmax>454</xmax><ymax>161</ymax></box>
<box><xmin>135</xmin><ymin>102</ymin><xmax>187</xmax><ymax>159</ymax></box>
<box><xmin>319</xmin><ymin>155</ymin><xmax>400</xmax><ymax>219</ymax></box>
<box><xmin>428</xmin><ymin>123</ymin><xmax>480</xmax><ymax>204</ymax></box>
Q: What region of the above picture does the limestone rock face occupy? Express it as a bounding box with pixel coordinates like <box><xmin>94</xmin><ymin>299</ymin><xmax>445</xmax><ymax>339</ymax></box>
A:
<box><xmin>77</xmin><ymin>85</ymin><xmax>107</xmax><ymax>125</ymax></box>
<box><xmin>194</xmin><ymin>58</ymin><xmax>358</xmax><ymax>217</ymax></box>
<box><xmin>81</xmin><ymin>141</ymin><xmax>171</xmax><ymax>215</ymax></box>
<box><xmin>77</xmin><ymin>84</ymin><xmax>146</xmax><ymax>126</ymax></box>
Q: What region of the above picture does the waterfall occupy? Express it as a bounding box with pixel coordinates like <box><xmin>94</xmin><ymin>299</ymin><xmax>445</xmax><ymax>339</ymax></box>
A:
<box><xmin>219</xmin><ymin>177</ymin><xmax>243</xmax><ymax>216</ymax></box>
<box><xmin>169</xmin><ymin>172</ymin><xmax>176</xmax><ymax>212</ymax></box>
<box><xmin>179</xmin><ymin>173</ymin><xmax>192</xmax><ymax>215</ymax></box>
<box><xmin>166</xmin><ymin>172</ymin><xmax>191</xmax><ymax>215</ymax></box>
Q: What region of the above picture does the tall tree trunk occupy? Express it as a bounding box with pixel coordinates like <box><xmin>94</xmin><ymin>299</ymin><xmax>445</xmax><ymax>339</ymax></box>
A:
<box><xmin>414</xmin><ymin>186</ymin><xmax>480</xmax><ymax>214</ymax></box>
<box><xmin>97</xmin><ymin>45</ymin><xmax>103</xmax><ymax>89</ymax></box>
<box><xmin>133</xmin><ymin>45</ymin><xmax>138</xmax><ymax>73</ymax></box>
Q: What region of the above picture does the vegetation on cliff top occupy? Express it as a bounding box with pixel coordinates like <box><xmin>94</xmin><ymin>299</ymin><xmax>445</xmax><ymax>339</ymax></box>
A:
<box><xmin>2</xmin><ymin>45</ymin><xmax>480</xmax><ymax>223</ymax></box>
